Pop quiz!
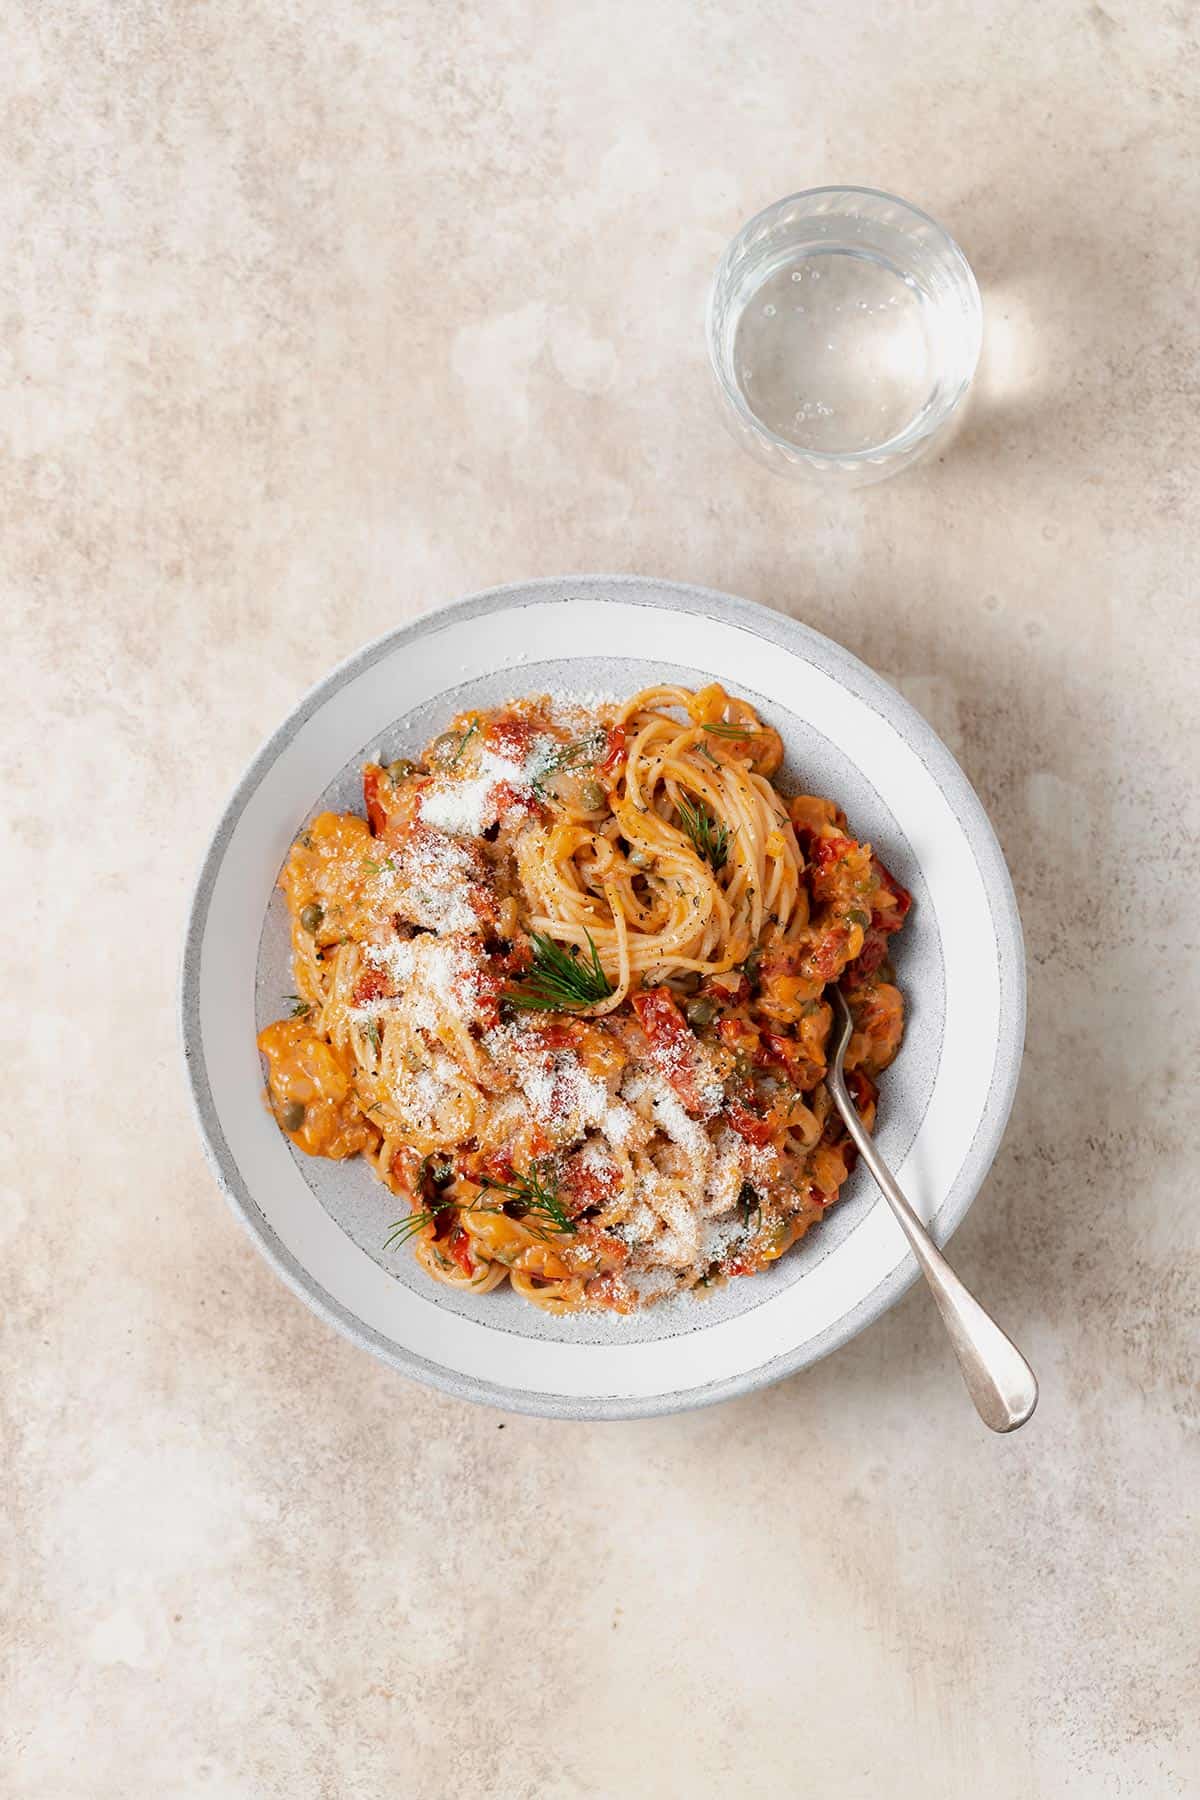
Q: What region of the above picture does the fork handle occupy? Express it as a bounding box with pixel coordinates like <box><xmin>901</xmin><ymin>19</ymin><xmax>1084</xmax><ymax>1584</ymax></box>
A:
<box><xmin>829</xmin><ymin>1070</ymin><xmax>1038</xmax><ymax>1433</ymax></box>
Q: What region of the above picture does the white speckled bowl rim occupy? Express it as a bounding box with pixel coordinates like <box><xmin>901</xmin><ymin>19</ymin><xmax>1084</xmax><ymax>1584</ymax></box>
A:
<box><xmin>180</xmin><ymin>575</ymin><xmax>1025</xmax><ymax>1419</ymax></box>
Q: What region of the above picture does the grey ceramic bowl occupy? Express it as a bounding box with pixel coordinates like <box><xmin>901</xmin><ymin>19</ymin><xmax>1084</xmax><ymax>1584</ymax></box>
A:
<box><xmin>181</xmin><ymin>575</ymin><xmax>1025</xmax><ymax>1417</ymax></box>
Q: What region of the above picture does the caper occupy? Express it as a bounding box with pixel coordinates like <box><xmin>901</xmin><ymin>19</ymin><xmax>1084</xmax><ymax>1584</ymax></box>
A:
<box><xmin>299</xmin><ymin>902</ymin><xmax>323</xmax><ymax>934</ymax></box>
<box><xmin>847</xmin><ymin>907</ymin><xmax>871</xmax><ymax>928</ymax></box>
<box><xmin>281</xmin><ymin>1100</ymin><xmax>306</xmax><ymax>1132</ymax></box>
<box><xmin>579</xmin><ymin>779</ymin><xmax>604</xmax><ymax>811</ymax></box>
<box><xmin>686</xmin><ymin>995</ymin><xmax>718</xmax><ymax>1030</ymax></box>
<box><xmin>387</xmin><ymin>758</ymin><xmax>416</xmax><ymax>783</ymax></box>
<box><xmin>430</xmin><ymin>732</ymin><xmax>459</xmax><ymax>767</ymax></box>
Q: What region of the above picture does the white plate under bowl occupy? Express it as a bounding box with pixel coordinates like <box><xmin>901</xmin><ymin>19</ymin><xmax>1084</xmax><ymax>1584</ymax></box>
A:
<box><xmin>181</xmin><ymin>576</ymin><xmax>1025</xmax><ymax>1418</ymax></box>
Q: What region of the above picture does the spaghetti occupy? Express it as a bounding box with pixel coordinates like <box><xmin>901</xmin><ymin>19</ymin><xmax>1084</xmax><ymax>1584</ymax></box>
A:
<box><xmin>257</xmin><ymin>683</ymin><xmax>910</xmax><ymax>1313</ymax></box>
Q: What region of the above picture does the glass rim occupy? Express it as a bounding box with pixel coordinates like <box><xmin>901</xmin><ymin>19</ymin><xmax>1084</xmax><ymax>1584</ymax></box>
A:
<box><xmin>706</xmin><ymin>185</ymin><xmax>983</xmax><ymax>468</ymax></box>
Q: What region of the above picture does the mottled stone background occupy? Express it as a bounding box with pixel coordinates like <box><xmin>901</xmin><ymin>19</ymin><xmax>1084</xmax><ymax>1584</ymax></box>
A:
<box><xmin>3</xmin><ymin>2</ymin><xmax>1197</xmax><ymax>1795</ymax></box>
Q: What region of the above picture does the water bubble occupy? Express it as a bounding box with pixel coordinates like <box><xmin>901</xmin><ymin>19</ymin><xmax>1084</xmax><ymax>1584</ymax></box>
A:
<box><xmin>763</xmin><ymin>304</ymin><xmax>776</xmax><ymax>317</ymax></box>
<box><xmin>791</xmin><ymin>270</ymin><xmax>802</xmax><ymax>282</ymax></box>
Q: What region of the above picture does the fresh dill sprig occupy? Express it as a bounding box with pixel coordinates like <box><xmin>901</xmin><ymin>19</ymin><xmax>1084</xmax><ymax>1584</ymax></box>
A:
<box><xmin>383</xmin><ymin>1156</ymin><xmax>457</xmax><ymax>1250</ymax></box>
<box><xmin>284</xmin><ymin>994</ymin><xmax>312</xmax><ymax>1018</ymax></box>
<box><xmin>504</xmin><ymin>930</ymin><xmax>614</xmax><ymax>1011</ymax></box>
<box><xmin>383</xmin><ymin>1203</ymin><xmax>452</xmax><ymax>1251</ymax></box>
<box><xmin>677</xmin><ymin>794</ymin><xmax>730</xmax><ymax>871</ymax></box>
<box><xmin>364</xmin><ymin>1019</ymin><xmax>382</xmax><ymax>1055</ymax></box>
<box><xmin>384</xmin><ymin>1160</ymin><xmax>577</xmax><ymax>1253</ymax></box>
<box><xmin>738</xmin><ymin>1181</ymin><xmax>761</xmax><ymax>1232</ymax></box>
<box><xmin>701</xmin><ymin>721</ymin><xmax>758</xmax><ymax>740</ymax></box>
<box><xmin>530</xmin><ymin>727</ymin><xmax>607</xmax><ymax>798</ymax></box>
<box><xmin>478</xmin><ymin>1160</ymin><xmax>577</xmax><ymax>1235</ymax></box>
<box><xmin>451</xmin><ymin>719</ymin><xmax>480</xmax><ymax>764</ymax></box>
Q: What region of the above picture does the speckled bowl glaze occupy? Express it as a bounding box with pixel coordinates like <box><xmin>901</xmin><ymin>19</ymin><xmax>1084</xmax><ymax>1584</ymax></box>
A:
<box><xmin>181</xmin><ymin>576</ymin><xmax>1025</xmax><ymax>1418</ymax></box>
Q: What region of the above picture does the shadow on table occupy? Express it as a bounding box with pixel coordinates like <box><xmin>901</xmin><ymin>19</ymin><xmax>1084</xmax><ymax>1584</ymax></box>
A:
<box><xmin>709</xmin><ymin>556</ymin><xmax>1149</xmax><ymax>1440</ymax></box>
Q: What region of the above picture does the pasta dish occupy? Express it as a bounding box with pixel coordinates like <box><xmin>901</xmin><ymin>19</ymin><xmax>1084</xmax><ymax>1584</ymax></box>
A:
<box><xmin>257</xmin><ymin>684</ymin><xmax>910</xmax><ymax>1313</ymax></box>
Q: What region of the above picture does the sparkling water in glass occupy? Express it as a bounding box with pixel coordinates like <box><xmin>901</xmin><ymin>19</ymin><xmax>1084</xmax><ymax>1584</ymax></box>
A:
<box><xmin>708</xmin><ymin>187</ymin><xmax>982</xmax><ymax>486</ymax></box>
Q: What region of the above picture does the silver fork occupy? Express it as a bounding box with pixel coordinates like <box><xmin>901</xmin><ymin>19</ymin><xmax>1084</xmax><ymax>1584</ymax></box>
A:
<box><xmin>827</xmin><ymin>986</ymin><xmax>1038</xmax><ymax>1433</ymax></box>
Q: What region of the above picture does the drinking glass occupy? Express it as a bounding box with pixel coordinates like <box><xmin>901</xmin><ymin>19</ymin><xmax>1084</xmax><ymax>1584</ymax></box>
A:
<box><xmin>707</xmin><ymin>187</ymin><xmax>982</xmax><ymax>486</ymax></box>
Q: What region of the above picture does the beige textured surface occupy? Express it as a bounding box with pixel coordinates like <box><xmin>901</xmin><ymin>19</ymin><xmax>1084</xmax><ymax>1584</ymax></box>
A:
<box><xmin>4</xmin><ymin>2</ymin><xmax>1198</xmax><ymax>1795</ymax></box>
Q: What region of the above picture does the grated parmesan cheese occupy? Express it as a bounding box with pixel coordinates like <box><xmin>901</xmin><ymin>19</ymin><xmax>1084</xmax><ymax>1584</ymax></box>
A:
<box><xmin>649</xmin><ymin>1087</ymin><xmax>709</xmax><ymax>1158</ymax></box>
<box><xmin>621</xmin><ymin>1069</ymin><xmax>710</xmax><ymax>1156</ymax></box>
<box><xmin>364</xmin><ymin>931</ymin><xmax>489</xmax><ymax>1033</ymax></box>
<box><xmin>602</xmin><ymin>1102</ymin><xmax>636</xmax><ymax>1146</ymax></box>
<box><xmin>579</xmin><ymin>1139</ymin><xmax>618</xmax><ymax>1179</ymax></box>
<box><xmin>702</xmin><ymin>1127</ymin><xmax>777</xmax><ymax>1218</ymax></box>
<box><xmin>418</xmin><ymin>747</ymin><xmax>540</xmax><ymax>838</ymax></box>
<box><xmin>483</xmin><ymin>1022</ymin><xmax>614</xmax><ymax>1139</ymax></box>
<box><xmin>698</xmin><ymin>1213</ymin><xmax>751</xmax><ymax>1265</ymax></box>
<box><xmin>372</xmin><ymin>827</ymin><xmax>485</xmax><ymax>932</ymax></box>
<box><xmin>617</xmin><ymin>1202</ymin><xmax>658</xmax><ymax>1244</ymax></box>
<box><xmin>620</xmin><ymin>1266</ymin><xmax>680</xmax><ymax>1302</ymax></box>
<box><xmin>365</xmin><ymin>939</ymin><xmax>418</xmax><ymax>982</ymax></box>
